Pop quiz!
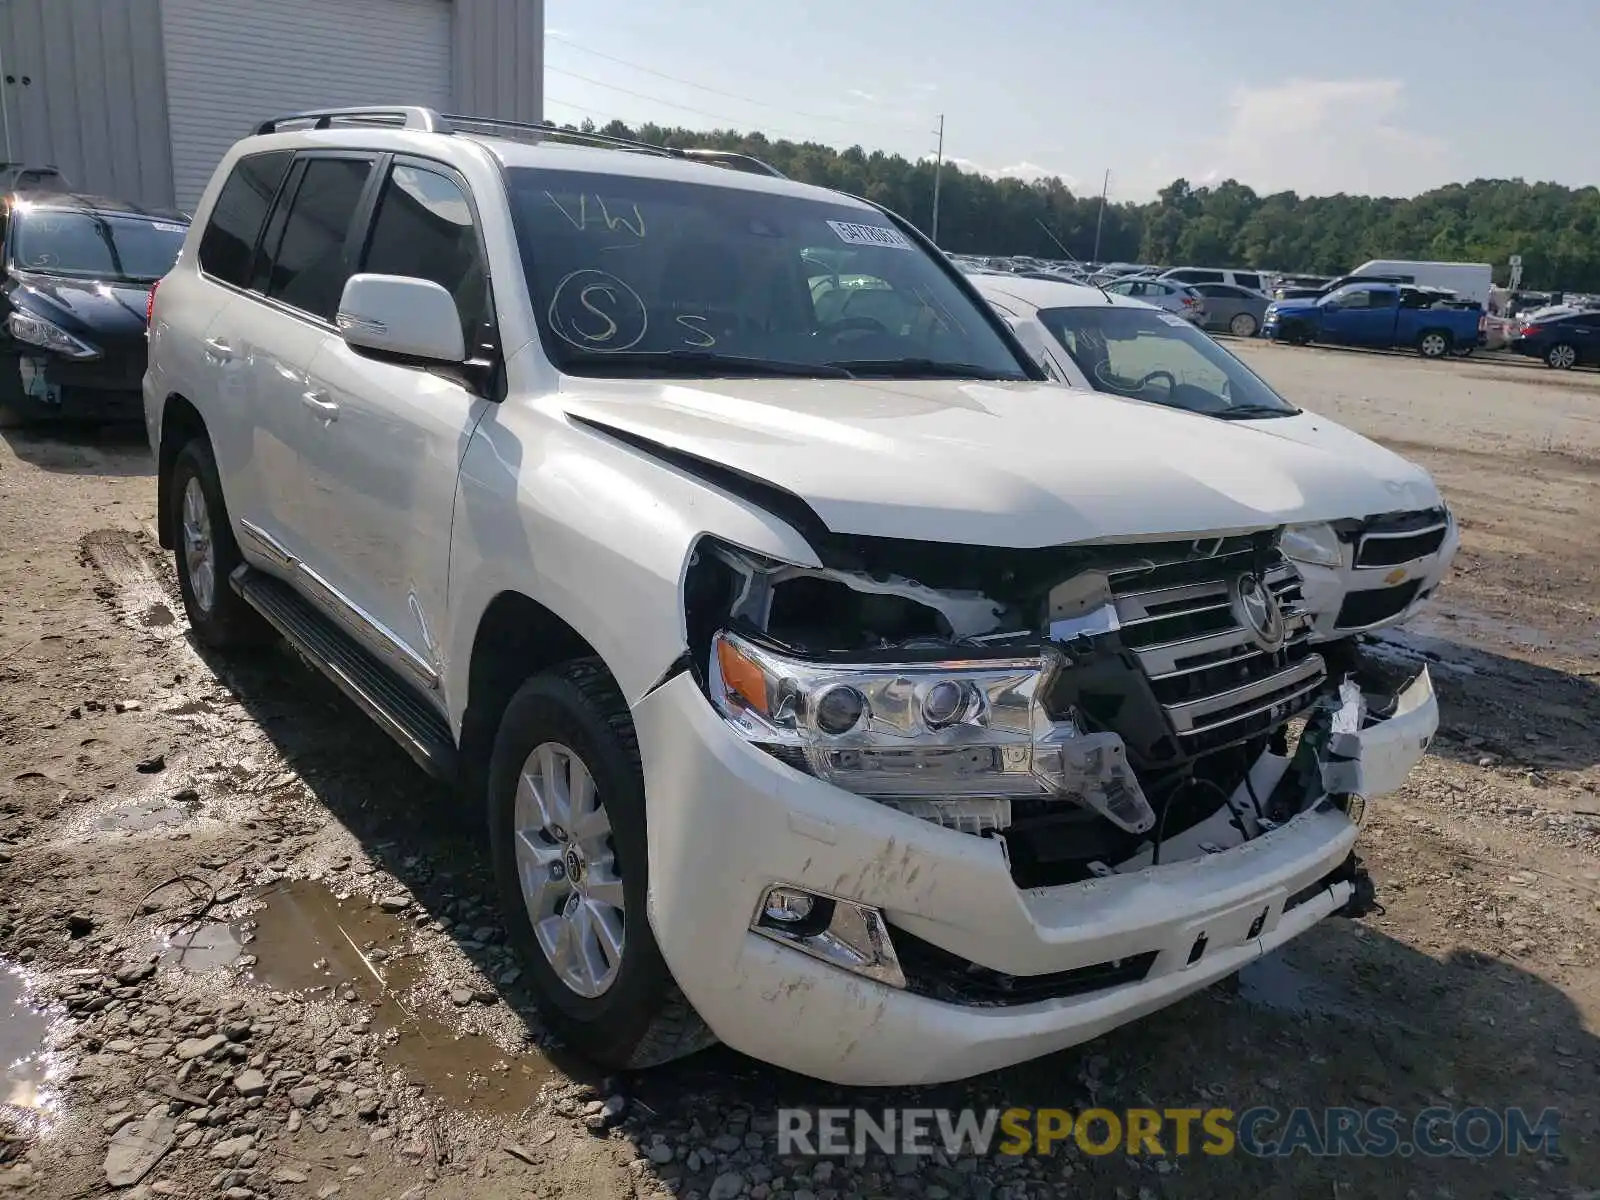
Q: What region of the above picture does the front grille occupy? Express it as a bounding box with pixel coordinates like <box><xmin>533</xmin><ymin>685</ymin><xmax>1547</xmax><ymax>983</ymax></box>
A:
<box><xmin>1335</xmin><ymin>581</ymin><xmax>1422</xmax><ymax>630</ymax></box>
<box><xmin>1106</xmin><ymin>541</ymin><xmax>1324</xmax><ymax>757</ymax></box>
<box><xmin>893</xmin><ymin>925</ymin><xmax>1158</xmax><ymax>1007</ymax></box>
<box><xmin>1355</xmin><ymin>521</ymin><xmax>1448</xmax><ymax>568</ymax></box>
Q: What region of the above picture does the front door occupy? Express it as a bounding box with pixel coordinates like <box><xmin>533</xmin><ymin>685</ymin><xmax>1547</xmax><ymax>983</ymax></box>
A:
<box><xmin>294</xmin><ymin>159</ymin><xmax>496</xmax><ymax>694</ymax></box>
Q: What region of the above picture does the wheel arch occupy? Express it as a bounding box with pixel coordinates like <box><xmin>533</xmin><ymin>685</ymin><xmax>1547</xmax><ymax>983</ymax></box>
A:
<box><xmin>156</xmin><ymin>394</ymin><xmax>208</xmax><ymax>550</ymax></box>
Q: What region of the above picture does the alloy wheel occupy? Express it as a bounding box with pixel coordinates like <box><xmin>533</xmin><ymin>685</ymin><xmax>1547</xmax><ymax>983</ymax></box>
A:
<box><xmin>1548</xmin><ymin>344</ymin><xmax>1577</xmax><ymax>370</ymax></box>
<box><xmin>513</xmin><ymin>741</ymin><xmax>626</xmax><ymax>998</ymax></box>
<box><xmin>180</xmin><ymin>476</ymin><xmax>216</xmax><ymax>613</ymax></box>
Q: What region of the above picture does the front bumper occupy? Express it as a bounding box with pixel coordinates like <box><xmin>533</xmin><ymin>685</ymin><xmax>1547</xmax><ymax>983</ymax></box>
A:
<box><xmin>1295</xmin><ymin>518</ymin><xmax>1461</xmax><ymax>641</ymax></box>
<box><xmin>5</xmin><ymin>352</ymin><xmax>146</xmax><ymax>421</ymax></box>
<box><xmin>633</xmin><ymin>668</ymin><xmax>1437</xmax><ymax>1086</ymax></box>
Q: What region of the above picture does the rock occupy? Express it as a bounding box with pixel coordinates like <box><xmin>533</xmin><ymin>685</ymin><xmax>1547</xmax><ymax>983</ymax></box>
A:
<box><xmin>377</xmin><ymin>895</ymin><xmax>411</xmax><ymax>914</ymax></box>
<box><xmin>136</xmin><ymin>755</ymin><xmax>166</xmax><ymax>774</ymax></box>
<box><xmin>67</xmin><ymin>912</ymin><xmax>95</xmax><ymax>937</ymax></box>
<box><xmin>709</xmin><ymin>1173</ymin><xmax>746</xmax><ymax>1200</ymax></box>
<box><xmin>223</xmin><ymin>1190</ymin><xmax>255</xmax><ymax>1200</ymax></box>
<box><xmin>316</xmin><ymin>1187</ymin><xmax>341</xmax><ymax>1199</ymax></box>
<box><xmin>449</xmin><ymin>989</ymin><xmax>474</xmax><ymax>1007</ymax></box>
<box><xmin>288</xmin><ymin>1085</ymin><xmax>320</xmax><ymax>1109</ymax></box>
<box><xmin>116</xmin><ymin>700</ymin><xmax>143</xmax><ymax>713</ymax></box>
<box><xmin>233</xmin><ymin>1069</ymin><xmax>268</xmax><ymax>1097</ymax></box>
<box><xmin>648</xmin><ymin>1143</ymin><xmax>675</xmax><ymax>1165</ymax></box>
<box><xmin>398</xmin><ymin>1187</ymin><xmax>429</xmax><ymax>1200</ymax></box>
<box><xmin>273</xmin><ymin>1170</ymin><xmax>309</xmax><ymax>1184</ymax></box>
<box><xmin>811</xmin><ymin>1162</ymin><xmax>834</xmax><ymax>1185</ymax></box>
<box><xmin>115</xmin><ymin>962</ymin><xmax>157</xmax><ymax>986</ymax></box>
<box><xmin>711</xmin><ymin>1134</ymin><xmax>743</xmax><ymax>1154</ymax></box>
<box><xmin>104</xmin><ymin>1113</ymin><xmax>178</xmax><ymax>1187</ymax></box>
<box><xmin>175</xmin><ymin>1034</ymin><xmax>226</xmax><ymax>1061</ymax></box>
<box><xmin>207</xmin><ymin>1135</ymin><xmax>256</xmax><ymax>1161</ymax></box>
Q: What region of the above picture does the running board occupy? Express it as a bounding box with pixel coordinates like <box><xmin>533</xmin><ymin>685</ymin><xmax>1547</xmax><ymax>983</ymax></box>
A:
<box><xmin>230</xmin><ymin>566</ymin><xmax>457</xmax><ymax>781</ymax></box>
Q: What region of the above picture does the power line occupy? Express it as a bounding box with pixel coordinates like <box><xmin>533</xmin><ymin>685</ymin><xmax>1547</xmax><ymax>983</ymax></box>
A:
<box><xmin>545</xmin><ymin>65</ymin><xmax>813</xmax><ymax>137</ymax></box>
<box><xmin>546</xmin><ymin>32</ymin><xmax>925</xmax><ymax>131</ymax></box>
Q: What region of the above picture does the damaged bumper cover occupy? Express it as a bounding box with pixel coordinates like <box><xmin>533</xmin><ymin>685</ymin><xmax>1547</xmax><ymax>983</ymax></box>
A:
<box><xmin>634</xmin><ymin>667</ymin><xmax>1436</xmax><ymax>1087</ymax></box>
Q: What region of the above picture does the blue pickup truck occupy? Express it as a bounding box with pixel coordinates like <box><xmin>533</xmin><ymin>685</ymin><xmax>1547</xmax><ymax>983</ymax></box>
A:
<box><xmin>1263</xmin><ymin>282</ymin><xmax>1482</xmax><ymax>358</ymax></box>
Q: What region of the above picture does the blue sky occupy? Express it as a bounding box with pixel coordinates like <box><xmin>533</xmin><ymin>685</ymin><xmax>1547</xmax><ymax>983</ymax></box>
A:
<box><xmin>544</xmin><ymin>0</ymin><xmax>1599</xmax><ymax>202</ymax></box>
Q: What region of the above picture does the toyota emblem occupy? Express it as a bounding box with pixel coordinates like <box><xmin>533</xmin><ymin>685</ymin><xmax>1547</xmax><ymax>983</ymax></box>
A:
<box><xmin>1230</xmin><ymin>573</ymin><xmax>1287</xmax><ymax>652</ymax></box>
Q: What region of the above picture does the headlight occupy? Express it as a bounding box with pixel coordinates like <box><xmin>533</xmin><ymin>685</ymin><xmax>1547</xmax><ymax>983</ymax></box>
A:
<box><xmin>6</xmin><ymin>311</ymin><xmax>101</xmax><ymax>359</ymax></box>
<box><xmin>1280</xmin><ymin>523</ymin><xmax>1344</xmax><ymax>568</ymax></box>
<box><xmin>709</xmin><ymin>629</ymin><xmax>1155</xmax><ymax>833</ymax></box>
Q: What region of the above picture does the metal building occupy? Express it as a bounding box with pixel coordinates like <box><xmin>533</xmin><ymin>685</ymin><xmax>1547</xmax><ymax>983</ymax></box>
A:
<box><xmin>0</xmin><ymin>0</ymin><xmax>544</xmax><ymax>211</ymax></box>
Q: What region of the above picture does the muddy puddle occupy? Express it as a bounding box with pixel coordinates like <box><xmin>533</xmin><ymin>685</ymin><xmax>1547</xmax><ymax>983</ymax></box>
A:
<box><xmin>158</xmin><ymin>880</ymin><xmax>558</xmax><ymax>1112</ymax></box>
<box><xmin>1</xmin><ymin>966</ymin><xmax>58</xmax><ymax>1119</ymax></box>
<box><xmin>97</xmin><ymin>793</ymin><xmax>201</xmax><ymax>833</ymax></box>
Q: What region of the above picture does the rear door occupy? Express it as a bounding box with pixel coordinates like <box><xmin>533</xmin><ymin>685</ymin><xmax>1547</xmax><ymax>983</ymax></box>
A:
<box><xmin>1322</xmin><ymin>286</ymin><xmax>1395</xmax><ymax>345</ymax></box>
<box><xmin>293</xmin><ymin>157</ymin><xmax>495</xmax><ymax>694</ymax></box>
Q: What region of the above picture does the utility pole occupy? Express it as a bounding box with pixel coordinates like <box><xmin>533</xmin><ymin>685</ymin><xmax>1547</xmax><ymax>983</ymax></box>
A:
<box><xmin>930</xmin><ymin>114</ymin><xmax>945</xmax><ymax>245</ymax></box>
<box><xmin>1091</xmin><ymin>169</ymin><xmax>1109</xmax><ymax>264</ymax></box>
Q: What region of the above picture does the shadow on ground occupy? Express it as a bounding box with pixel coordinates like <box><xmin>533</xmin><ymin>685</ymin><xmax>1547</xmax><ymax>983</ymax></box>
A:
<box><xmin>0</xmin><ymin>420</ymin><xmax>153</xmax><ymax>476</ymax></box>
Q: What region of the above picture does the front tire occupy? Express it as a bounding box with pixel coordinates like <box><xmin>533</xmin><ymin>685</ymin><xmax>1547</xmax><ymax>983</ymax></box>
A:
<box><xmin>166</xmin><ymin>438</ymin><xmax>275</xmax><ymax>648</ymax></box>
<box><xmin>488</xmin><ymin>658</ymin><xmax>713</xmax><ymax>1069</ymax></box>
<box><xmin>1229</xmin><ymin>312</ymin><xmax>1259</xmax><ymax>338</ymax></box>
<box><xmin>1546</xmin><ymin>342</ymin><xmax>1578</xmax><ymax>370</ymax></box>
<box><xmin>1417</xmin><ymin>330</ymin><xmax>1451</xmax><ymax>358</ymax></box>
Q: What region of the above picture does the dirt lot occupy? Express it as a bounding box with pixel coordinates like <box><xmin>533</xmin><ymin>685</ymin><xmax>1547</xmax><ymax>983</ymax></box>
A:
<box><xmin>1</xmin><ymin>347</ymin><xmax>1597</xmax><ymax>1200</ymax></box>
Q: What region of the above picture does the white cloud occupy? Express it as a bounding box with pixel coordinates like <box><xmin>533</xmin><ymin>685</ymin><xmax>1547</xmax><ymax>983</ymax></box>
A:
<box><xmin>1192</xmin><ymin>78</ymin><xmax>1453</xmax><ymax>198</ymax></box>
<box><xmin>942</xmin><ymin>155</ymin><xmax>1077</xmax><ymax>189</ymax></box>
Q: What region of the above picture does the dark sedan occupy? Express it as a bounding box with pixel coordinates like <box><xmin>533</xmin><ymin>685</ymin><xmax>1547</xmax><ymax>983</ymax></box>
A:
<box><xmin>1</xmin><ymin>191</ymin><xmax>188</xmax><ymax>424</ymax></box>
<box><xmin>1510</xmin><ymin>310</ymin><xmax>1600</xmax><ymax>370</ymax></box>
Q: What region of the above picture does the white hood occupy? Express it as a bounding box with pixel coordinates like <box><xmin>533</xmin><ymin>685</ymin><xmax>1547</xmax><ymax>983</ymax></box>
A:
<box><xmin>558</xmin><ymin>378</ymin><xmax>1441</xmax><ymax>548</ymax></box>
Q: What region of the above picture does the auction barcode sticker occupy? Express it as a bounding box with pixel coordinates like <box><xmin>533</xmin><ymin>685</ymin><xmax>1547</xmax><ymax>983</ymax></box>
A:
<box><xmin>827</xmin><ymin>220</ymin><xmax>913</xmax><ymax>250</ymax></box>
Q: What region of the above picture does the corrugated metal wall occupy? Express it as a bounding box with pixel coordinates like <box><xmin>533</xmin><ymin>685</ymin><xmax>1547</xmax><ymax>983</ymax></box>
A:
<box><xmin>453</xmin><ymin>0</ymin><xmax>543</xmax><ymax>123</ymax></box>
<box><xmin>0</xmin><ymin>0</ymin><xmax>176</xmax><ymax>207</ymax></box>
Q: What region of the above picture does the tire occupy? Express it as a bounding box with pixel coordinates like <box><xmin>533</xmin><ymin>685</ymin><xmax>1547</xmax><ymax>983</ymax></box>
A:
<box><xmin>166</xmin><ymin>438</ymin><xmax>275</xmax><ymax>649</ymax></box>
<box><xmin>1229</xmin><ymin>312</ymin><xmax>1259</xmax><ymax>338</ymax></box>
<box><xmin>1416</xmin><ymin>330</ymin><xmax>1451</xmax><ymax>359</ymax></box>
<box><xmin>488</xmin><ymin>658</ymin><xmax>714</xmax><ymax>1069</ymax></box>
<box><xmin>1283</xmin><ymin>324</ymin><xmax>1311</xmax><ymax>346</ymax></box>
<box><xmin>1545</xmin><ymin>342</ymin><xmax>1578</xmax><ymax>370</ymax></box>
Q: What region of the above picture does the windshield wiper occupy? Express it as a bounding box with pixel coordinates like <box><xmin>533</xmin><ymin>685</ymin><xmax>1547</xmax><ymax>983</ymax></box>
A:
<box><xmin>825</xmin><ymin>358</ymin><xmax>1026</xmax><ymax>380</ymax></box>
<box><xmin>1215</xmin><ymin>404</ymin><xmax>1300</xmax><ymax>419</ymax></box>
<box><xmin>562</xmin><ymin>350</ymin><xmax>853</xmax><ymax>379</ymax></box>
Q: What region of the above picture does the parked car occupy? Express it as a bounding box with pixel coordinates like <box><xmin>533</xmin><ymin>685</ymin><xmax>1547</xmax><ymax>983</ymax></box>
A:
<box><xmin>1264</xmin><ymin>283</ymin><xmax>1482</xmax><ymax>357</ymax></box>
<box><xmin>1100</xmin><ymin>275</ymin><xmax>1205</xmax><ymax>323</ymax></box>
<box><xmin>147</xmin><ymin>105</ymin><xmax>1435</xmax><ymax>1088</ymax></box>
<box><xmin>1</xmin><ymin>190</ymin><xmax>189</xmax><ymax>424</ymax></box>
<box><xmin>1511</xmin><ymin>310</ymin><xmax>1600</xmax><ymax>369</ymax></box>
<box><xmin>973</xmin><ymin>275</ymin><xmax>1459</xmax><ymax>644</ymax></box>
<box><xmin>1188</xmin><ymin>282</ymin><xmax>1271</xmax><ymax>338</ymax></box>
<box><xmin>0</xmin><ymin>164</ymin><xmax>72</xmax><ymax>194</ymax></box>
<box><xmin>1348</xmin><ymin>260</ymin><xmax>1493</xmax><ymax>306</ymax></box>
<box><xmin>1160</xmin><ymin>266</ymin><xmax>1271</xmax><ymax>293</ymax></box>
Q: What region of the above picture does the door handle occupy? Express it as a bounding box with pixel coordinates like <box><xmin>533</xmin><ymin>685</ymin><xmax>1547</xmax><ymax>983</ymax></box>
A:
<box><xmin>302</xmin><ymin>390</ymin><xmax>340</xmax><ymax>421</ymax></box>
<box><xmin>203</xmin><ymin>337</ymin><xmax>236</xmax><ymax>362</ymax></box>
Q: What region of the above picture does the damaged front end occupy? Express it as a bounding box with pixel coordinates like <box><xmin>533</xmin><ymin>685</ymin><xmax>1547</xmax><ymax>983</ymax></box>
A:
<box><xmin>684</xmin><ymin>528</ymin><xmax>1435</xmax><ymax>892</ymax></box>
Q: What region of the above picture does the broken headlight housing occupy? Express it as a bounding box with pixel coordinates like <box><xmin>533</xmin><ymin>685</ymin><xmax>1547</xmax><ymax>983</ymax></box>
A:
<box><xmin>708</xmin><ymin>629</ymin><xmax>1156</xmax><ymax>833</ymax></box>
<box><xmin>1280</xmin><ymin>522</ymin><xmax>1344</xmax><ymax>569</ymax></box>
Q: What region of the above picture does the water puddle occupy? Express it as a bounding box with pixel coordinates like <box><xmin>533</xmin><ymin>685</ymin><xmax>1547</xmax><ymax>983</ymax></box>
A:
<box><xmin>1</xmin><ymin>966</ymin><xmax>59</xmax><ymax>1120</ymax></box>
<box><xmin>97</xmin><ymin>794</ymin><xmax>201</xmax><ymax>833</ymax></box>
<box><xmin>159</xmin><ymin>880</ymin><xmax>558</xmax><ymax>1112</ymax></box>
<box><xmin>1237</xmin><ymin>954</ymin><xmax>1362</xmax><ymax>1020</ymax></box>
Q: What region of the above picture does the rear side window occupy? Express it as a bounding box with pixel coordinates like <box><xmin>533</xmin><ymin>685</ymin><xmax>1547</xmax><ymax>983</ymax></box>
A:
<box><xmin>1170</xmin><ymin>269</ymin><xmax>1223</xmax><ymax>284</ymax></box>
<box><xmin>259</xmin><ymin>157</ymin><xmax>373</xmax><ymax>321</ymax></box>
<box><xmin>1234</xmin><ymin>273</ymin><xmax>1262</xmax><ymax>291</ymax></box>
<box><xmin>361</xmin><ymin>163</ymin><xmax>493</xmax><ymax>353</ymax></box>
<box><xmin>197</xmin><ymin>151</ymin><xmax>293</xmax><ymax>286</ymax></box>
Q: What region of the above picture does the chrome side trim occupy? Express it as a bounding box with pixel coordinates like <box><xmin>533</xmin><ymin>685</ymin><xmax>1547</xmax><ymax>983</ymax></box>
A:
<box><xmin>295</xmin><ymin>564</ymin><xmax>440</xmax><ymax>691</ymax></box>
<box><xmin>237</xmin><ymin>518</ymin><xmax>294</xmax><ymax>568</ymax></box>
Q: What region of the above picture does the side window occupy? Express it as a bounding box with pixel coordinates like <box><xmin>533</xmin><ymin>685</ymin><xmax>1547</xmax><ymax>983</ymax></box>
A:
<box><xmin>361</xmin><ymin>163</ymin><xmax>493</xmax><ymax>353</ymax></box>
<box><xmin>1368</xmin><ymin>290</ymin><xmax>1399</xmax><ymax>310</ymax></box>
<box><xmin>197</xmin><ymin>151</ymin><xmax>293</xmax><ymax>286</ymax></box>
<box><xmin>259</xmin><ymin>157</ymin><xmax>373</xmax><ymax>321</ymax></box>
<box><xmin>1234</xmin><ymin>273</ymin><xmax>1262</xmax><ymax>291</ymax></box>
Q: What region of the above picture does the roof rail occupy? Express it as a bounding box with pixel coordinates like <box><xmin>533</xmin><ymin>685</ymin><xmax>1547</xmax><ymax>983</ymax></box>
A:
<box><xmin>255</xmin><ymin>106</ymin><xmax>446</xmax><ymax>135</ymax></box>
<box><xmin>439</xmin><ymin>113</ymin><xmax>787</xmax><ymax>178</ymax></box>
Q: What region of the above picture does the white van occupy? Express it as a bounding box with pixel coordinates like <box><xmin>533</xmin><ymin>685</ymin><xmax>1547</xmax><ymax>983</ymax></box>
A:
<box><xmin>1350</xmin><ymin>260</ymin><xmax>1493</xmax><ymax>306</ymax></box>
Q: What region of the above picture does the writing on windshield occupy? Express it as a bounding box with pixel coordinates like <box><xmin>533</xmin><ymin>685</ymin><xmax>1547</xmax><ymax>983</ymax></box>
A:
<box><xmin>11</xmin><ymin>210</ymin><xmax>187</xmax><ymax>282</ymax></box>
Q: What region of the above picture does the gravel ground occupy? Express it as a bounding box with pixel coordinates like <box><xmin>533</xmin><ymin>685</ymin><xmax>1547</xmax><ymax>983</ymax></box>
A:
<box><xmin>0</xmin><ymin>347</ymin><xmax>1597</xmax><ymax>1200</ymax></box>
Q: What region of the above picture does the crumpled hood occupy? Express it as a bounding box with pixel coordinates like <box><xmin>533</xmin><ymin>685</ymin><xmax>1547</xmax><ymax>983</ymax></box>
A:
<box><xmin>557</xmin><ymin>377</ymin><xmax>1441</xmax><ymax>548</ymax></box>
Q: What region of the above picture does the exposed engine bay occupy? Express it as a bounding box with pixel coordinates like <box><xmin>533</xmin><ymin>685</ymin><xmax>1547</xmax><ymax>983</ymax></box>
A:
<box><xmin>685</xmin><ymin>530</ymin><xmax>1402</xmax><ymax>888</ymax></box>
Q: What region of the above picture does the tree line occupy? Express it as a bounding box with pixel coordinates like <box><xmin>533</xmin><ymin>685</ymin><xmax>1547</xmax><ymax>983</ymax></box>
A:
<box><xmin>572</xmin><ymin>119</ymin><xmax>1600</xmax><ymax>291</ymax></box>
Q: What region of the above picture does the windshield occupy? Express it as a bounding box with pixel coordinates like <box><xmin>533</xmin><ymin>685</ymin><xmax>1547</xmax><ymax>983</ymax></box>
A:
<box><xmin>1037</xmin><ymin>305</ymin><xmax>1298</xmax><ymax>418</ymax></box>
<box><xmin>10</xmin><ymin>208</ymin><xmax>187</xmax><ymax>282</ymax></box>
<box><xmin>503</xmin><ymin>168</ymin><xmax>1030</xmax><ymax>379</ymax></box>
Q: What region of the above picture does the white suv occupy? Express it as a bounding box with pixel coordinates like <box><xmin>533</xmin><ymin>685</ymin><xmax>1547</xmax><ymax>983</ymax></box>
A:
<box><xmin>145</xmin><ymin>107</ymin><xmax>1437</xmax><ymax>1087</ymax></box>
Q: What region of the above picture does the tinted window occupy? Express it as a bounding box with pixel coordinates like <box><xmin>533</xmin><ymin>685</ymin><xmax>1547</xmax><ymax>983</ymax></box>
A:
<box><xmin>197</xmin><ymin>151</ymin><xmax>292</xmax><ymax>286</ymax></box>
<box><xmin>260</xmin><ymin>157</ymin><xmax>372</xmax><ymax>321</ymax></box>
<box><xmin>1038</xmin><ymin>305</ymin><xmax>1296</xmax><ymax>417</ymax></box>
<box><xmin>11</xmin><ymin>209</ymin><xmax>186</xmax><ymax>282</ymax></box>
<box><xmin>361</xmin><ymin>163</ymin><xmax>492</xmax><ymax>353</ymax></box>
<box><xmin>1234</xmin><ymin>273</ymin><xmax>1262</xmax><ymax>291</ymax></box>
<box><xmin>503</xmin><ymin>169</ymin><xmax>1029</xmax><ymax>379</ymax></box>
<box><xmin>1168</xmin><ymin>269</ymin><xmax>1223</xmax><ymax>284</ymax></box>
<box><xmin>1193</xmin><ymin>284</ymin><xmax>1239</xmax><ymax>298</ymax></box>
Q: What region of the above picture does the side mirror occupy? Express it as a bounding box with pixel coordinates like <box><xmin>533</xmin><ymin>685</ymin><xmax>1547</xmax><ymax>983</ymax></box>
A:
<box><xmin>336</xmin><ymin>274</ymin><xmax>464</xmax><ymax>363</ymax></box>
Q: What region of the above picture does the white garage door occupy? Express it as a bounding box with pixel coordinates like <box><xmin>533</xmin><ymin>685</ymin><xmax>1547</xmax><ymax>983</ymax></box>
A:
<box><xmin>161</xmin><ymin>0</ymin><xmax>453</xmax><ymax>211</ymax></box>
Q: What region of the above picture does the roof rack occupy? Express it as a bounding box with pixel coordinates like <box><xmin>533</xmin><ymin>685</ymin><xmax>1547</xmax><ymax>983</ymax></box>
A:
<box><xmin>255</xmin><ymin>106</ymin><xmax>447</xmax><ymax>135</ymax></box>
<box><xmin>251</xmin><ymin>106</ymin><xmax>786</xmax><ymax>177</ymax></box>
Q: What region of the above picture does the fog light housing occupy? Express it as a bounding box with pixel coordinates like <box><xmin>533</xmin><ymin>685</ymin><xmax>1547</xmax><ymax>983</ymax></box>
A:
<box><xmin>751</xmin><ymin>884</ymin><xmax>906</xmax><ymax>989</ymax></box>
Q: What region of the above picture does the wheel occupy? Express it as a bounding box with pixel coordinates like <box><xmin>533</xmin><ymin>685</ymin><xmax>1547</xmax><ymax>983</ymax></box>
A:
<box><xmin>1545</xmin><ymin>342</ymin><xmax>1578</xmax><ymax>370</ymax></box>
<box><xmin>1283</xmin><ymin>325</ymin><xmax>1311</xmax><ymax>346</ymax></box>
<box><xmin>1229</xmin><ymin>312</ymin><xmax>1259</xmax><ymax>338</ymax></box>
<box><xmin>1417</xmin><ymin>331</ymin><xmax>1451</xmax><ymax>358</ymax></box>
<box><xmin>488</xmin><ymin>658</ymin><xmax>713</xmax><ymax>1068</ymax></box>
<box><xmin>166</xmin><ymin>438</ymin><xmax>275</xmax><ymax>648</ymax></box>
